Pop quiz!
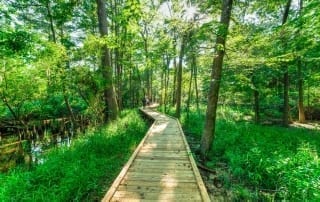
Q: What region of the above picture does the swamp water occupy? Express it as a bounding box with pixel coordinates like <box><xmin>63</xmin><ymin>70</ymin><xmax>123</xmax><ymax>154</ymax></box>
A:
<box><xmin>0</xmin><ymin>119</ymin><xmax>87</xmax><ymax>172</ymax></box>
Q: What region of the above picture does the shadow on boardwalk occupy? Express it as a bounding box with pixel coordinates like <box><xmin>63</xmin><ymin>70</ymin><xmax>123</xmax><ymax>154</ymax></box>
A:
<box><xmin>102</xmin><ymin>107</ymin><xmax>210</xmax><ymax>201</ymax></box>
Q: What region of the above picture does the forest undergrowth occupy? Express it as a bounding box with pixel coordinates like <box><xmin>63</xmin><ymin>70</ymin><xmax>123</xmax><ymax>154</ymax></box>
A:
<box><xmin>0</xmin><ymin>110</ymin><xmax>148</xmax><ymax>201</ymax></box>
<box><xmin>170</xmin><ymin>106</ymin><xmax>320</xmax><ymax>201</ymax></box>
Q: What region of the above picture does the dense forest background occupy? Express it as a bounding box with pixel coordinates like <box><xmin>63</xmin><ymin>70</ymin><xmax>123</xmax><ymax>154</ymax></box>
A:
<box><xmin>1</xmin><ymin>0</ymin><xmax>320</xmax><ymax>200</ymax></box>
<box><xmin>1</xmin><ymin>0</ymin><xmax>320</xmax><ymax>127</ymax></box>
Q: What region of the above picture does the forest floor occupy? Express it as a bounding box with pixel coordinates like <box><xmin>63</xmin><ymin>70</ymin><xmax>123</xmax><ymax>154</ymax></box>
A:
<box><xmin>185</xmin><ymin>133</ymin><xmax>232</xmax><ymax>201</ymax></box>
<box><xmin>185</xmin><ymin>121</ymin><xmax>320</xmax><ymax>201</ymax></box>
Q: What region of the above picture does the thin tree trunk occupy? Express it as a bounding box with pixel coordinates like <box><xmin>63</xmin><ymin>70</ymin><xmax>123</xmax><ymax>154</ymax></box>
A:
<box><xmin>200</xmin><ymin>0</ymin><xmax>233</xmax><ymax>159</ymax></box>
<box><xmin>298</xmin><ymin>58</ymin><xmax>305</xmax><ymax>122</ymax></box>
<box><xmin>282</xmin><ymin>0</ymin><xmax>292</xmax><ymax>127</ymax></box>
<box><xmin>186</xmin><ymin>59</ymin><xmax>194</xmax><ymax>120</ymax></box>
<box><xmin>96</xmin><ymin>0</ymin><xmax>119</xmax><ymax>121</ymax></box>
<box><xmin>172</xmin><ymin>43</ymin><xmax>177</xmax><ymax>106</ymax></box>
<box><xmin>175</xmin><ymin>35</ymin><xmax>187</xmax><ymax>119</ymax></box>
<box><xmin>150</xmin><ymin>67</ymin><xmax>153</xmax><ymax>102</ymax></box>
<box><xmin>192</xmin><ymin>54</ymin><xmax>200</xmax><ymax>115</ymax></box>
<box><xmin>62</xmin><ymin>85</ymin><xmax>76</xmax><ymax>125</ymax></box>
<box><xmin>283</xmin><ymin>71</ymin><xmax>289</xmax><ymax>126</ymax></box>
<box><xmin>115</xmin><ymin>48</ymin><xmax>123</xmax><ymax>110</ymax></box>
<box><xmin>165</xmin><ymin>53</ymin><xmax>170</xmax><ymax>112</ymax></box>
<box><xmin>46</xmin><ymin>1</ymin><xmax>56</xmax><ymax>43</ymax></box>
<box><xmin>60</xmin><ymin>26</ymin><xmax>76</xmax><ymax>127</ymax></box>
<box><xmin>254</xmin><ymin>89</ymin><xmax>260</xmax><ymax>124</ymax></box>
<box><xmin>297</xmin><ymin>0</ymin><xmax>305</xmax><ymax>123</ymax></box>
<box><xmin>307</xmin><ymin>68</ymin><xmax>310</xmax><ymax>109</ymax></box>
<box><xmin>160</xmin><ymin>60</ymin><xmax>165</xmax><ymax>105</ymax></box>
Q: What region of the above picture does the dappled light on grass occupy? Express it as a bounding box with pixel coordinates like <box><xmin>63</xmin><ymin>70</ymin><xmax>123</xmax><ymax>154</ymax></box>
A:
<box><xmin>181</xmin><ymin>106</ymin><xmax>320</xmax><ymax>201</ymax></box>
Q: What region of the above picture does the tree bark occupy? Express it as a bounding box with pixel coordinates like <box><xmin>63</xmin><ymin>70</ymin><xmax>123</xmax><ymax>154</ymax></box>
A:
<box><xmin>172</xmin><ymin>41</ymin><xmax>177</xmax><ymax>106</ymax></box>
<box><xmin>186</xmin><ymin>57</ymin><xmax>194</xmax><ymax>120</ymax></box>
<box><xmin>283</xmin><ymin>70</ymin><xmax>289</xmax><ymax>126</ymax></box>
<box><xmin>175</xmin><ymin>35</ymin><xmax>187</xmax><ymax>119</ymax></box>
<box><xmin>297</xmin><ymin>1</ymin><xmax>305</xmax><ymax>123</ymax></box>
<box><xmin>192</xmin><ymin>54</ymin><xmax>200</xmax><ymax>116</ymax></box>
<box><xmin>45</xmin><ymin>0</ymin><xmax>56</xmax><ymax>43</ymax></box>
<box><xmin>298</xmin><ymin>58</ymin><xmax>305</xmax><ymax>122</ymax></box>
<box><xmin>282</xmin><ymin>0</ymin><xmax>292</xmax><ymax>127</ymax></box>
<box><xmin>96</xmin><ymin>0</ymin><xmax>119</xmax><ymax>121</ymax></box>
<box><xmin>200</xmin><ymin>0</ymin><xmax>233</xmax><ymax>159</ymax></box>
<box><xmin>254</xmin><ymin>89</ymin><xmax>260</xmax><ymax>124</ymax></box>
<box><xmin>165</xmin><ymin>52</ymin><xmax>170</xmax><ymax>112</ymax></box>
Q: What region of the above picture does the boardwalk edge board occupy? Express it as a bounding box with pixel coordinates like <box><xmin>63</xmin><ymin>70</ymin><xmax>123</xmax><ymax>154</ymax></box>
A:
<box><xmin>101</xmin><ymin>109</ymin><xmax>157</xmax><ymax>201</ymax></box>
<box><xmin>102</xmin><ymin>107</ymin><xmax>211</xmax><ymax>202</ymax></box>
<box><xmin>171</xmin><ymin>115</ymin><xmax>211</xmax><ymax>201</ymax></box>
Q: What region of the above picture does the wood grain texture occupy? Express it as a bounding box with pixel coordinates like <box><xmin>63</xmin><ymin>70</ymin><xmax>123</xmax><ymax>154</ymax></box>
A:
<box><xmin>102</xmin><ymin>108</ymin><xmax>210</xmax><ymax>202</ymax></box>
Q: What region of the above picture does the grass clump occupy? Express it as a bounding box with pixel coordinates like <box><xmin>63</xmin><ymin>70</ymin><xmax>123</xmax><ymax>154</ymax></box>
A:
<box><xmin>0</xmin><ymin>109</ymin><xmax>148</xmax><ymax>201</ymax></box>
<box><xmin>181</xmin><ymin>106</ymin><xmax>320</xmax><ymax>201</ymax></box>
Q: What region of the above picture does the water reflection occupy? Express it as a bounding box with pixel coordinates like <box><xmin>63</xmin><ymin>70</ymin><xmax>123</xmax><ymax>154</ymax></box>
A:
<box><xmin>1</xmin><ymin>123</ymin><xmax>83</xmax><ymax>171</ymax></box>
<box><xmin>30</xmin><ymin>128</ymin><xmax>75</xmax><ymax>165</ymax></box>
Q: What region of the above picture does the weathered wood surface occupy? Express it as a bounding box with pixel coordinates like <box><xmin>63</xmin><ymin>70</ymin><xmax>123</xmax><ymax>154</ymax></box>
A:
<box><xmin>102</xmin><ymin>108</ymin><xmax>210</xmax><ymax>202</ymax></box>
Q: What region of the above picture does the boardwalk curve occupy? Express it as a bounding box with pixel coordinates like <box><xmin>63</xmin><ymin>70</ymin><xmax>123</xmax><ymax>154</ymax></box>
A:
<box><xmin>102</xmin><ymin>108</ymin><xmax>210</xmax><ymax>202</ymax></box>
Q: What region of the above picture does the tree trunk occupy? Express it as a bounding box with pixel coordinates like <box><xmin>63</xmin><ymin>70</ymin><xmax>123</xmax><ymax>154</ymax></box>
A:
<box><xmin>165</xmin><ymin>53</ymin><xmax>170</xmax><ymax>112</ymax></box>
<box><xmin>200</xmin><ymin>0</ymin><xmax>233</xmax><ymax>159</ymax></box>
<box><xmin>46</xmin><ymin>1</ymin><xmax>56</xmax><ymax>43</ymax></box>
<box><xmin>298</xmin><ymin>58</ymin><xmax>305</xmax><ymax>122</ymax></box>
<box><xmin>160</xmin><ymin>58</ymin><xmax>165</xmax><ymax>105</ymax></box>
<box><xmin>283</xmin><ymin>70</ymin><xmax>289</xmax><ymax>126</ymax></box>
<box><xmin>175</xmin><ymin>35</ymin><xmax>187</xmax><ymax>119</ymax></box>
<box><xmin>59</xmin><ymin>26</ymin><xmax>76</xmax><ymax>127</ymax></box>
<box><xmin>282</xmin><ymin>0</ymin><xmax>292</xmax><ymax>127</ymax></box>
<box><xmin>192</xmin><ymin>54</ymin><xmax>200</xmax><ymax>115</ymax></box>
<box><xmin>186</xmin><ymin>57</ymin><xmax>194</xmax><ymax>120</ymax></box>
<box><xmin>96</xmin><ymin>0</ymin><xmax>119</xmax><ymax>121</ymax></box>
<box><xmin>172</xmin><ymin>45</ymin><xmax>177</xmax><ymax>106</ymax></box>
<box><xmin>115</xmin><ymin>48</ymin><xmax>123</xmax><ymax>110</ymax></box>
<box><xmin>254</xmin><ymin>89</ymin><xmax>260</xmax><ymax>124</ymax></box>
<box><xmin>297</xmin><ymin>1</ymin><xmax>305</xmax><ymax>123</ymax></box>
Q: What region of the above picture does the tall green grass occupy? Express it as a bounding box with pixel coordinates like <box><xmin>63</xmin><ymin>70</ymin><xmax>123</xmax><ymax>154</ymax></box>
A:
<box><xmin>0</xmin><ymin>109</ymin><xmax>148</xmax><ymax>201</ymax></box>
<box><xmin>180</xmin><ymin>106</ymin><xmax>320</xmax><ymax>201</ymax></box>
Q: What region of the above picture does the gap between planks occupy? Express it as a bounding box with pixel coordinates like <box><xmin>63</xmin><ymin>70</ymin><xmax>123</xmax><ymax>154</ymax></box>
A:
<box><xmin>102</xmin><ymin>108</ymin><xmax>210</xmax><ymax>202</ymax></box>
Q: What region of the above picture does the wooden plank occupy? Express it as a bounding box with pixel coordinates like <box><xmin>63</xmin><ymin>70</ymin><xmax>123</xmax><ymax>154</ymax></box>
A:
<box><xmin>102</xmin><ymin>117</ymin><xmax>156</xmax><ymax>201</ymax></box>
<box><xmin>135</xmin><ymin>156</ymin><xmax>188</xmax><ymax>161</ymax></box>
<box><xmin>129</xmin><ymin>164</ymin><xmax>192</xmax><ymax>171</ymax></box>
<box><xmin>121</xmin><ymin>180</ymin><xmax>199</xmax><ymax>188</ymax></box>
<box><xmin>103</xmin><ymin>108</ymin><xmax>209</xmax><ymax>202</ymax></box>
<box><xmin>139</xmin><ymin>149</ymin><xmax>186</xmax><ymax>153</ymax></box>
<box><xmin>122</xmin><ymin>175</ymin><xmax>196</xmax><ymax>183</ymax></box>
<box><xmin>171</xmin><ymin>116</ymin><xmax>211</xmax><ymax>202</ymax></box>
<box><xmin>141</xmin><ymin>144</ymin><xmax>185</xmax><ymax>150</ymax></box>
<box><xmin>146</xmin><ymin>137</ymin><xmax>182</xmax><ymax>141</ymax></box>
<box><xmin>112</xmin><ymin>191</ymin><xmax>202</xmax><ymax>201</ymax></box>
<box><xmin>125</xmin><ymin>171</ymin><xmax>195</xmax><ymax>179</ymax></box>
<box><xmin>117</xmin><ymin>184</ymin><xmax>199</xmax><ymax>193</ymax></box>
<box><xmin>136</xmin><ymin>152</ymin><xmax>188</xmax><ymax>158</ymax></box>
<box><xmin>133</xmin><ymin>157</ymin><xmax>191</xmax><ymax>165</ymax></box>
<box><xmin>111</xmin><ymin>197</ymin><xmax>201</xmax><ymax>202</ymax></box>
<box><xmin>127</xmin><ymin>168</ymin><xmax>193</xmax><ymax>174</ymax></box>
<box><xmin>144</xmin><ymin>140</ymin><xmax>183</xmax><ymax>145</ymax></box>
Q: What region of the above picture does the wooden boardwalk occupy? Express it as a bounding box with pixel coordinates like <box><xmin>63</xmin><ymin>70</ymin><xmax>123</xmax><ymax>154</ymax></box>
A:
<box><xmin>102</xmin><ymin>108</ymin><xmax>210</xmax><ymax>202</ymax></box>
